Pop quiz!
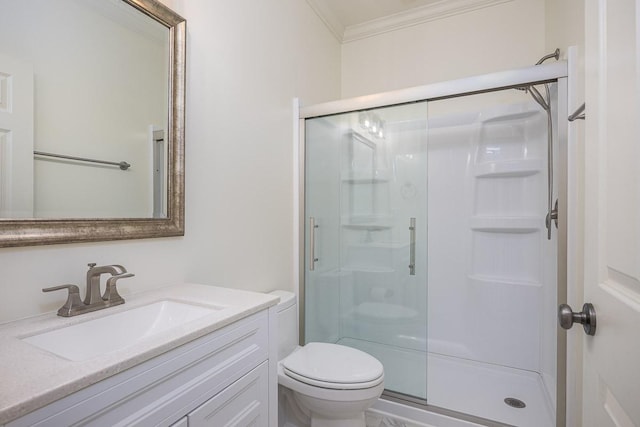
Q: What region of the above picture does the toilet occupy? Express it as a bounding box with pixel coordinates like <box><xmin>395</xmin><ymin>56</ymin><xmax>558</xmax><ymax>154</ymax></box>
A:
<box><xmin>271</xmin><ymin>290</ymin><xmax>384</xmax><ymax>427</ymax></box>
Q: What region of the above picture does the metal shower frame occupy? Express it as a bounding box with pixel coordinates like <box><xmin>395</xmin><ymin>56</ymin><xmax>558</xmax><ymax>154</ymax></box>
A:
<box><xmin>297</xmin><ymin>60</ymin><xmax>570</xmax><ymax>427</ymax></box>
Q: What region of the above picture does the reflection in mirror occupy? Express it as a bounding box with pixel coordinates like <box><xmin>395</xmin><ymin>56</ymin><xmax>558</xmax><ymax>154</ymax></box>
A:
<box><xmin>0</xmin><ymin>0</ymin><xmax>185</xmax><ymax>246</ymax></box>
<box><xmin>0</xmin><ymin>0</ymin><xmax>168</xmax><ymax>219</ymax></box>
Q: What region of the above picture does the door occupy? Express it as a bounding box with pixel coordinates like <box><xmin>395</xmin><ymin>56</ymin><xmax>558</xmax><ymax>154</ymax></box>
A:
<box><xmin>582</xmin><ymin>1</ymin><xmax>640</xmax><ymax>425</ymax></box>
<box><xmin>303</xmin><ymin>102</ymin><xmax>429</xmax><ymax>400</ymax></box>
<box><xmin>0</xmin><ymin>54</ymin><xmax>33</xmax><ymax>217</ymax></box>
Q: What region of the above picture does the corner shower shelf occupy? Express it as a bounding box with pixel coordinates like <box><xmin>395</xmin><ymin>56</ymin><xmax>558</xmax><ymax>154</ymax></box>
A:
<box><xmin>468</xmin><ymin>274</ymin><xmax>542</xmax><ymax>288</ymax></box>
<box><xmin>341</xmin><ymin>266</ymin><xmax>395</xmax><ymax>273</ymax></box>
<box><xmin>474</xmin><ymin>159</ymin><xmax>543</xmax><ymax>178</ymax></box>
<box><xmin>342</xmin><ymin>223</ymin><xmax>392</xmax><ymax>231</ymax></box>
<box><xmin>341</xmin><ymin>170</ymin><xmax>389</xmax><ymax>184</ymax></box>
<box><xmin>342</xmin><ymin>178</ymin><xmax>389</xmax><ymax>184</ymax></box>
<box><xmin>342</xmin><ymin>215</ymin><xmax>393</xmax><ymax>230</ymax></box>
<box><xmin>480</xmin><ymin>108</ymin><xmax>540</xmax><ymax>124</ymax></box>
<box><xmin>470</xmin><ymin>216</ymin><xmax>541</xmax><ymax>233</ymax></box>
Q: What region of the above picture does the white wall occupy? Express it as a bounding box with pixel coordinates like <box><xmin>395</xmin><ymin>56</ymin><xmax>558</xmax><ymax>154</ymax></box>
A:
<box><xmin>341</xmin><ymin>0</ymin><xmax>546</xmax><ymax>98</ymax></box>
<box><xmin>0</xmin><ymin>0</ymin><xmax>340</xmax><ymax>324</ymax></box>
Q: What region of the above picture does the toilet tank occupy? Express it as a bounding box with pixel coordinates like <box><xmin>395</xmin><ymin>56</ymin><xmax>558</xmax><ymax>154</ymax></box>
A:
<box><xmin>269</xmin><ymin>290</ymin><xmax>298</xmax><ymax>359</ymax></box>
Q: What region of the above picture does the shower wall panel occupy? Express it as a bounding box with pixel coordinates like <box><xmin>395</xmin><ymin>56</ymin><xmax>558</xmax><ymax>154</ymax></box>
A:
<box><xmin>427</xmin><ymin>98</ymin><xmax>555</xmax><ymax>377</ymax></box>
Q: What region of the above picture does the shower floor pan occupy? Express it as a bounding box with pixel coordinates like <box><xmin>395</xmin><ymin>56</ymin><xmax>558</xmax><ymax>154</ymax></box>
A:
<box><xmin>339</xmin><ymin>338</ymin><xmax>554</xmax><ymax>427</ymax></box>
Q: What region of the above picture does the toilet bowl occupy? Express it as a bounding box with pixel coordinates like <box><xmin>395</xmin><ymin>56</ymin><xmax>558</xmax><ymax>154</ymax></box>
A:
<box><xmin>271</xmin><ymin>290</ymin><xmax>384</xmax><ymax>427</ymax></box>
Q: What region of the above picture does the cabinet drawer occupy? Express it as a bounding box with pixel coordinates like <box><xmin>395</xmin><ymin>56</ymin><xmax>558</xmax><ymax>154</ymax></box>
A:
<box><xmin>9</xmin><ymin>310</ymin><xmax>269</xmax><ymax>427</ymax></box>
<box><xmin>188</xmin><ymin>361</ymin><xmax>268</xmax><ymax>426</ymax></box>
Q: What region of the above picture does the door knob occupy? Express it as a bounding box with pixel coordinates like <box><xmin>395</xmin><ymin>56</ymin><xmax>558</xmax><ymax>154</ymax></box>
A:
<box><xmin>558</xmin><ymin>303</ymin><xmax>596</xmax><ymax>336</ymax></box>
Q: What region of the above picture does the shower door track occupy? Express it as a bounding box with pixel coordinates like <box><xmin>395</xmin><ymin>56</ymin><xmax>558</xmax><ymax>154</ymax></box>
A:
<box><xmin>299</xmin><ymin>61</ymin><xmax>567</xmax><ymax>119</ymax></box>
<box><xmin>382</xmin><ymin>390</ymin><xmax>514</xmax><ymax>427</ymax></box>
<box><xmin>298</xmin><ymin>59</ymin><xmax>570</xmax><ymax>426</ymax></box>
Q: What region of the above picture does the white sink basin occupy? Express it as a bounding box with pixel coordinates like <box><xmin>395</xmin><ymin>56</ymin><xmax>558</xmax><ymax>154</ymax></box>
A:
<box><xmin>22</xmin><ymin>300</ymin><xmax>219</xmax><ymax>361</ymax></box>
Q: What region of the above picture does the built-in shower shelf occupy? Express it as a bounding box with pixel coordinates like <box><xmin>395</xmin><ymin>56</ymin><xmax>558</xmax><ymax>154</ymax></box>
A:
<box><xmin>342</xmin><ymin>215</ymin><xmax>393</xmax><ymax>230</ymax></box>
<box><xmin>468</xmin><ymin>274</ymin><xmax>542</xmax><ymax>288</ymax></box>
<box><xmin>480</xmin><ymin>108</ymin><xmax>541</xmax><ymax>124</ymax></box>
<box><xmin>342</xmin><ymin>223</ymin><xmax>392</xmax><ymax>230</ymax></box>
<box><xmin>470</xmin><ymin>216</ymin><xmax>541</xmax><ymax>233</ymax></box>
<box><xmin>342</xmin><ymin>177</ymin><xmax>389</xmax><ymax>184</ymax></box>
<box><xmin>475</xmin><ymin>159</ymin><xmax>542</xmax><ymax>178</ymax></box>
<box><xmin>341</xmin><ymin>266</ymin><xmax>395</xmax><ymax>273</ymax></box>
<box><xmin>341</xmin><ymin>171</ymin><xmax>389</xmax><ymax>183</ymax></box>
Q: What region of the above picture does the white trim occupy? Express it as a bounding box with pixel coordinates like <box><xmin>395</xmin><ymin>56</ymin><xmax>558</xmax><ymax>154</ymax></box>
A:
<box><xmin>292</xmin><ymin>98</ymin><xmax>300</xmax><ymax>297</ymax></box>
<box><xmin>300</xmin><ymin>61</ymin><xmax>568</xmax><ymax>119</ymax></box>
<box><xmin>0</xmin><ymin>130</ymin><xmax>12</xmax><ymax>215</ymax></box>
<box><xmin>343</xmin><ymin>0</ymin><xmax>514</xmax><ymax>43</ymax></box>
<box><xmin>565</xmin><ymin>45</ymin><xmax>583</xmax><ymax>427</ymax></box>
<box><xmin>305</xmin><ymin>0</ymin><xmax>344</xmax><ymax>42</ymax></box>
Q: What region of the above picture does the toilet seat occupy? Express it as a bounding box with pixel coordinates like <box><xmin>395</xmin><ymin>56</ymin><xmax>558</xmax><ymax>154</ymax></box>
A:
<box><xmin>281</xmin><ymin>343</ymin><xmax>384</xmax><ymax>390</ymax></box>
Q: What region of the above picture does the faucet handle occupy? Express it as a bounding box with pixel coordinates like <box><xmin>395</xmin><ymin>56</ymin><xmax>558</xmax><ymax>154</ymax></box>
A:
<box><xmin>102</xmin><ymin>273</ymin><xmax>134</xmax><ymax>305</ymax></box>
<box><xmin>42</xmin><ymin>284</ymin><xmax>85</xmax><ymax>317</ymax></box>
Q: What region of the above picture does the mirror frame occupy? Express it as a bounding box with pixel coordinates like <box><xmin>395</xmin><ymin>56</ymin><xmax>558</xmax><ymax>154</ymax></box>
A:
<box><xmin>0</xmin><ymin>0</ymin><xmax>185</xmax><ymax>248</ymax></box>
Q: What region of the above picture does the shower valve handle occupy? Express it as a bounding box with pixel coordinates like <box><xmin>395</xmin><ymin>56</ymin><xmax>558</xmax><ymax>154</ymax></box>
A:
<box><xmin>558</xmin><ymin>303</ymin><xmax>596</xmax><ymax>336</ymax></box>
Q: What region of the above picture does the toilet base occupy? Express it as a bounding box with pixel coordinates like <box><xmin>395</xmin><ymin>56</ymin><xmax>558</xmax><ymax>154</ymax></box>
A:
<box><xmin>293</xmin><ymin>391</ymin><xmax>378</xmax><ymax>427</ymax></box>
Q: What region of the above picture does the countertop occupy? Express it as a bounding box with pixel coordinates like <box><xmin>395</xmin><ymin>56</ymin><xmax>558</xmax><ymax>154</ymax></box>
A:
<box><xmin>0</xmin><ymin>283</ymin><xmax>279</xmax><ymax>424</ymax></box>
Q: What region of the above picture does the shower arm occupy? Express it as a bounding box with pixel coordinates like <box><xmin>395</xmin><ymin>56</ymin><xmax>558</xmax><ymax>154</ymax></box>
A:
<box><xmin>536</xmin><ymin>48</ymin><xmax>560</xmax><ymax>65</ymax></box>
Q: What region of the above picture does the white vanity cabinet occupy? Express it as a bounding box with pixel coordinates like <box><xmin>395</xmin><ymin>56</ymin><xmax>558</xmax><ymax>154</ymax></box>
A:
<box><xmin>175</xmin><ymin>361</ymin><xmax>269</xmax><ymax>426</ymax></box>
<box><xmin>6</xmin><ymin>308</ymin><xmax>277</xmax><ymax>427</ymax></box>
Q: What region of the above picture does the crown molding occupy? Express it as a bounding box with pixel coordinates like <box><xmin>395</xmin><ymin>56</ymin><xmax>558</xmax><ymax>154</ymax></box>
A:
<box><xmin>337</xmin><ymin>0</ymin><xmax>514</xmax><ymax>43</ymax></box>
<box><xmin>306</xmin><ymin>0</ymin><xmax>344</xmax><ymax>43</ymax></box>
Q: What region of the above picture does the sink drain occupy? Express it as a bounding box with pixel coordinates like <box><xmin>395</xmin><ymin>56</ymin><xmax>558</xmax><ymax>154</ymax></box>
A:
<box><xmin>504</xmin><ymin>397</ymin><xmax>526</xmax><ymax>408</ymax></box>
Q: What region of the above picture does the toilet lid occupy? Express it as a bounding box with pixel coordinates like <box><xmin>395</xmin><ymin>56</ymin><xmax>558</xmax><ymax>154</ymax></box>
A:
<box><xmin>282</xmin><ymin>343</ymin><xmax>384</xmax><ymax>390</ymax></box>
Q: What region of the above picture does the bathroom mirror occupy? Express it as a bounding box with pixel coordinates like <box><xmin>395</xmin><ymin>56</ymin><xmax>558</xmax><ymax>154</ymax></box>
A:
<box><xmin>0</xmin><ymin>0</ymin><xmax>185</xmax><ymax>247</ymax></box>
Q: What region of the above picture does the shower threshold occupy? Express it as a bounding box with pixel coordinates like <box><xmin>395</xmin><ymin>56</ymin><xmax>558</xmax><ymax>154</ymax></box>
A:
<box><xmin>339</xmin><ymin>338</ymin><xmax>555</xmax><ymax>427</ymax></box>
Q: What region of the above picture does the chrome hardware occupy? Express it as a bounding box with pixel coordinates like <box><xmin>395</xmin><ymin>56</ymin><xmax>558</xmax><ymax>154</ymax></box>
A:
<box><xmin>34</xmin><ymin>150</ymin><xmax>131</xmax><ymax>170</ymax></box>
<box><xmin>42</xmin><ymin>284</ymin><xmax>85</xmax><ymax>317</ymax></box>
<box><xmin>103</xmin><ymin>273</ymin><xmax>134</xmax><ymax>305</ymax></box>
<box><xmin>535</xmin><ymin>48</ymin><xmax>560</xmax><ymax>65</ymax></box>
<box><xmin>568</xmin><ymin>102</ymin><xmax>586</xmax><ymax>121</ymax></box>
<box><xmin>309</xmin><ymin>217</ymin><xmax>319</xmax><ymax>271</ymax></box>
<box><xmin>558</xmin><ymin>303</ymin><xmax>596</xmax><ymax>336</ymax></box>
<box><xmin>43</xmin><ymin>264</ymin><xmax>134</xmax><ymax>317</ymax></box>
<box><xmin>546</xmin><ymin>198</ymin><xmax>558</xmax><ymax>232</ymax></box>
<box><xmin>409</xmin><ymin>217</ymin><xmax>416</xmax><ymax>276</ymax></box>
<box><xmin>85</xmin><ymin>263</ymin><xmax>127</xmax><ymax>305</ymax></box>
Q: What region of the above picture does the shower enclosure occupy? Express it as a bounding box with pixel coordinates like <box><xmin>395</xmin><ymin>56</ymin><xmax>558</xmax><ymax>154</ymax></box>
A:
<box><xmin>299</xmin><ymin>61</ymin><xmax>568</xmax><ymax>427</ymax></box>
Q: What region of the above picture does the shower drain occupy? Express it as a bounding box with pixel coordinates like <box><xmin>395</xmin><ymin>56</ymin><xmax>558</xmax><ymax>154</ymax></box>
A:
<box><xmin>504</xmin><ymin>397</ymin><xmax>526</xmax><ymax>409</ymax></box>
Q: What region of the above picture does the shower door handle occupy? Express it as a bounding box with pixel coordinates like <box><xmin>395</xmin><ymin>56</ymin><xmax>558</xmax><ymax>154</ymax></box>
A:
<box><xmin>409</xmin><ymin>218</ymin><xmax>416</xmax><ymax>275</ymax></box>
<box><xmin>309</xmin><ymin>217</ymin><xmax>319</xmax><ymax>271</ymax></box>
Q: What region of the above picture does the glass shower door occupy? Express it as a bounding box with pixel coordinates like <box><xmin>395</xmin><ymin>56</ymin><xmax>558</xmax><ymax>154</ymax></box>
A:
<box><xmin>304</xmin><ymin>102</ymin><xmax>429</xmax><ymax>400</ymax></box>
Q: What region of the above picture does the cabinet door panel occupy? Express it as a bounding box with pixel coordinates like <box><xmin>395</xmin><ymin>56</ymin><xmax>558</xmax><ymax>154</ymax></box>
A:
<box><xmin>188</xmin><ymin>361</ymin><xmax>268</xmax><ymax>426</ymax></box>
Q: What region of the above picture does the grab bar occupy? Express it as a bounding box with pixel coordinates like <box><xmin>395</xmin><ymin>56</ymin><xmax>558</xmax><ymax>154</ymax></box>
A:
<box><xmin>409</xmin><ymin>217</ymin><xmax>416</xmax><ymax>276</ymax></box>
<box><xmin>309</xmin><ymin>217</ymin><xmax>319</xmax><ymax>271</ymax></box>
<box><xmin>568</xmin><ymin>102</ymin><xmax>585</xmax><ymax>121</ymax></box>
<box><xmin>34</xmin><ymin>151</ymin><xmax>131</xmax><ymax>170</ymax></box>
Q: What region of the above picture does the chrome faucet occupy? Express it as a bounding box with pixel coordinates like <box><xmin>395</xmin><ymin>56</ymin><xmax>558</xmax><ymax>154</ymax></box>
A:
<box><xmin>43</xmin><ymin>263</ymin><xmax>134</xmax><ymax>317</ymax></box>
<box><xmin>84</xmin><ymin>263</ymin><xmax>126</xmax><ymax>305</ymax></box>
